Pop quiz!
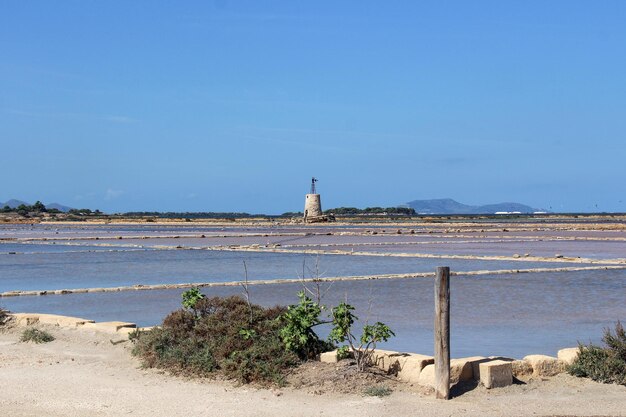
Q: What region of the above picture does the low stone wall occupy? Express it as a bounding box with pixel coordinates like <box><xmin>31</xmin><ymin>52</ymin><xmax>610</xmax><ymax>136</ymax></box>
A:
<box><xmin>9</xmin><ymin>313</ymin><xmax>579</xmax><ymax>391</ymax></box>
<box><xmin>9</xmin><ymin>313</ymin><xmax>149</xmax><ymax>337</ymax></box>
<box><xmin>320</xmin><ymin>346</ymin><xmax>577</xmax><ymax>389</ymax></box>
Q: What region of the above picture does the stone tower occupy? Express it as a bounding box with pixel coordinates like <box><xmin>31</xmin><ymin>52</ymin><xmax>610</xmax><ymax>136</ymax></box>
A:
<box><xmin>304</xmin><ymin>177</ymin><xmax>323</xmax><ymax>222</ymax></box>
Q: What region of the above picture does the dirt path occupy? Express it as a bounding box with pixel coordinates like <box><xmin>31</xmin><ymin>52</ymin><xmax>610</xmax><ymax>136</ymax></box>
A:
<box><xmin>0</xmin><ymin>325</ymin><xmax>625</xmax><ymax>417</ymax></box>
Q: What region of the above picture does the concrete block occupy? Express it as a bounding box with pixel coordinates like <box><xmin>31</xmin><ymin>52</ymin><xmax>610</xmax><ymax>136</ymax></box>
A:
<box><xmin>557</xmin><ymin>347</ymin><xmax>580</xmax><ymax>366</ymax></box>
<box><xmin>523</xmin><ymin>354</ymin><xmax>564</xmax><ymax>376</ymax></box>
<box><xmin>320</xmin><ymin>350</ymin><xmax>338</xmax><ymax>363</ymax></box>
<box><xmin>396</xmin><ymin>354</ymin><xmax>434</xmax><ymax>382</ymax></box>
<box><xmin>478</xmin><ymin>360</ymin><xmax>513</xmax><ymax>389</ymax></box>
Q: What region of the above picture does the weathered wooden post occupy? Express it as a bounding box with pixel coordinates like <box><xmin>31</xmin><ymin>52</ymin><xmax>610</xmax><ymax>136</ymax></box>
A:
<box><xmin>434</xmin><ymin>266</ymin><xmax>450</xmax><ymax>400</ymax></box>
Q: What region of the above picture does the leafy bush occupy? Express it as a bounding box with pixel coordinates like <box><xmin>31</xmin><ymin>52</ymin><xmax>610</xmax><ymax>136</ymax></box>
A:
<box><xmin>569</xmin><ymin>321</ymin><xmax>626</xmax><ymax>385</ymax></box>
<box><xmin>279</xmin><ymin>291</ymin><xmax>334</xmax><ymax>360</ymax></box>
<box><xmin>181</xmin><ymin>287</ymin><xmax>205</xmax><ymax>315</ymax></box>
<box><xmin>329</xmin><ymin>302</ymin><xmax>395</xmax><ymax>371</ymax></box>
<box><xmin>132</xmin><ymin>295</ymin><xmax>299</xmax><ymax>385</ymax></box>
<box><xmin>280</xmin><ymin>293</ymin><xmax>395</xmax><ymax>372</ymax></box>
<box><xmin>20</xmin><ymin>328</ymin><xmax>55</xmax><ymax>343</ymax></box>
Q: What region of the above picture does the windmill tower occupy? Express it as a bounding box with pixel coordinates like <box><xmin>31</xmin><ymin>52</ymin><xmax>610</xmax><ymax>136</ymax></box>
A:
<box><xmin>304</xmin><ymin>177</ymin><xmax>323</xmax><ymax>222</ymax></box>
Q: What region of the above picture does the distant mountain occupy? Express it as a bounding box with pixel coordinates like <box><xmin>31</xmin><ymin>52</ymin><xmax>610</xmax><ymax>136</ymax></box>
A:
<box><xmin>46</xmin><ymin>203</ymin><xmax>73</xmax><ymax>213</ymax></box>
<box><xmin>1</xmin><ymin>199</ymin><xmax>74</xmax><ymax>212</ymax></box>
<box><xmin>1</xmin><ymin>199</ymin><xmax>29</xmax><ymax>208</ymax></box>
<box><xmin>405</xmin><ymin>198</ymin><xmax>544</xmax><ymax>214</ymax></box>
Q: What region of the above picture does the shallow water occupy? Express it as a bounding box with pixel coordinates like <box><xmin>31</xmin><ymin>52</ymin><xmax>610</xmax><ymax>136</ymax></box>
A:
<box><xmin>293</xmin><ymin>240</ymin><xmax>626</xmax><ymax>260</ymax></box>
<box><xmin>0</xmin><ymin>243</ymin><xmax>143</xmax><ymax>254</ymax></box>
<box><xmin>3</xmin><ymin>269</ymin><xmax>624</xmax><ymax>358</ymax></box>
<box><xmin>2</xmin><ymin>223</ymin><xmax>625</xmax><ymax>359</ymax></box>
<box><xmin>0</xmin><ymin>249</ymin><xmax>572</xmax><ymax>292</ymax></box>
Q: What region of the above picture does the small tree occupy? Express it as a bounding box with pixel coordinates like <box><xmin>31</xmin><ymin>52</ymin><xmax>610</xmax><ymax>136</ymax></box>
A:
<box><xmin>329</xmin><ymin>301</ymin><xmax>395</xmax><ymax>371</ymax></box>
<box><xmin>279</xmin><ymin>291</ymin><xmax>333</xmax><ymax>359</ymax></box>
<box><xmin>32</xmin><ymin>201</ymin><xmax>46</xmax><ymax>212</ymax></box>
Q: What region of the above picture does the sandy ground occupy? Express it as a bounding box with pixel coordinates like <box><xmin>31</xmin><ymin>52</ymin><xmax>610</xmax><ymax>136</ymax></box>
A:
<box><xmin>1</xmin><ymin>324</ymin><xmax>625</xmax><ymax>417</ymax></box>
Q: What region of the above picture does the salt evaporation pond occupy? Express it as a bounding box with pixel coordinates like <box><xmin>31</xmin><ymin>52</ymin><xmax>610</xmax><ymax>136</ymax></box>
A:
<box><xmin>0</xmin><ymin>243</ymin><xmax>145</xmax><ymax>254</ymax></box>
<box><xmin>0</xmin><ymin>249</ymin><xmax>577</xmax><ymax>292</ymax></box>
<box><xmin>293</xmin><ymin>240</ymin><xmax>626</xmax><ymax>260</ymax></box>
<box><xmin>3</xmin><ymin>269</ymin><xmax>624</xmax><ymax>359</ymax></box>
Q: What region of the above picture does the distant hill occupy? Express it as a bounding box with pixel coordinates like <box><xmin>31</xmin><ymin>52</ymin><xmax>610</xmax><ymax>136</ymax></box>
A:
<box><xmin>1</xmin><ymin>199</ymin><xmax>74</xmax><ymax>212</ymax></box>
<box><xmin>46</xmin><ymin>203</ymin><xmax>73</xmax><ymax>213</ymax></box>
<box><xmin>405</xmin><ymin>198</ymin><xmax>544</xmax><ymax>214</ymax></box>
<box><xmin>1</xmin><ymin>199</ymin><xmax>29</xmax><ymax>208</ymax></box>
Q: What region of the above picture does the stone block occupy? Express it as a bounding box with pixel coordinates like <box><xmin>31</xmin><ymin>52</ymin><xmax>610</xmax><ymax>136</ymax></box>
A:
<box><xmin>117</xmin><ymin>327</ymin><xmax>138</xmax><ymax>336</ymax></box>
<box><xmin>12</xmin><ymin>313</ymin><xmax>94</xmax><ymax>327</ymax></box>
<box><xmin>472</xmin><ymin>357</ymin><xmax>502</xmax><ymax>380</ymax></box>
<box><xmin>370</xmin><ymin>349</ymin><xmax>423</xmax><ymax>374</ymax></box>
<box><xmin>81</xmin><ymin>321</ymin><xmax>136</xmax><ymax>334</ymax></box>
<box><xmin>370</xmin><ymin>349</ymin><xmax>399</xmax><ymax>370</ymax></box>
<box><xmin>478</xmin><ymin>360</ymin><xmax>513</xmax><ymax>389</ymax></box>
<box><xmin>396</xmin><ymin>354</ymin><xmax>434</xmax><ymax>382</ymax></box>
<box><xmin>511</xmin><ymin>360</ymin><xmax>533</xmax><ymax>377</ymax></box>
<box><xmin>418</xmin><ymin>364</ymin><xmax>436</xmax><ymax>387</ymax></box>
<box><xmin>418</xmin><ymin>356</ymin><xmax>485</xmax><ymax>387</ymax></box>
<box><xmin>557</xmin><ymin>347</ymin><xmax>580</xmax><ymax>366</ymax></box>
<box><xmin>320</xmin><ymin>350</ymin><xmax>338</xmax><ymax>363</ymax></box>
<box><xmin>453</xmin><ymin>356</ymin><xmax>485</xmax><ymax>382</ymax></box>
<box><xmin>11</xmin><ymin>313</ymin><xmax>41</xmax><ymax>326</ymax></box>
<box><xmin>523</xmin><ymin>354</ymin><xmax>564</xmax><ymax>376</ymax></box>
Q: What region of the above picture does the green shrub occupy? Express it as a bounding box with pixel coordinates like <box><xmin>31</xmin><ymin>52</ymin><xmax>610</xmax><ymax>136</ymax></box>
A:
<box><xmin>363</xmin><ymin>385</ymin><xmax>392</xmax><ymax>397</ymax></box>
<box><xmin>329</xmin><ymin>302</ymin><xmax>395</xmax><ymax>371</ymax></box>
<box><xmin>132</xmin><ymin>295</ymin><xmax>299</xmax><ymax>385</ymax></box>
<box><xmin>279</xmin><ymin>291</ymin><xmax>334</xmax><ymax>360</ymax></box>
<box><xmin>569</xmin><ymin>321</ymin><xmax>626</xmax><ymax>385</ymax></box>
<box><xmin>20</xmin><ymin>328</ymin><xmax>55</xmax><ymax>343</ymax></box>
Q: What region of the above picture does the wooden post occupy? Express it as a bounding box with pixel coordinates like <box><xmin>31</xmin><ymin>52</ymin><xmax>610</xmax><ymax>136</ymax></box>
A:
<box><xmin>434</xmin><ymin>266</ymin><xmax>450</xmax><ymax>400</ymax></box>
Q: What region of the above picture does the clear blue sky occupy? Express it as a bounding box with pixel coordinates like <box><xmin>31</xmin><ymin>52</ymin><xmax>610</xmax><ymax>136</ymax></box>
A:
<box><xmin>1</xmin><ymin>1</ymin><xmax>625</xmax><ymax>213</ymax></box>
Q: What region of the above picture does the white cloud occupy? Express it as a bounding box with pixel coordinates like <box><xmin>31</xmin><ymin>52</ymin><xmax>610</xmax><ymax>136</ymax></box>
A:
<box><xmin>104</xmin><ymin>188</ymin><xmax>124</xmax><ymax>201</ymax></box>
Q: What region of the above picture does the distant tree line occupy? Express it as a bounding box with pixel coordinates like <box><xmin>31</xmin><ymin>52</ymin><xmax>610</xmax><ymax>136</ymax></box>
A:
<box><xmin>281</xmin><ymin>211</ymin><xmax>304</xmax><ymax>217</ymax></box>
<box><xmin>279</xmin><ymin>207</ymin><xmax>416</xmax><ymax>217</ymax></box>
<box><xmin>123</xmin><ymin>211</ymin><xmax>257</xmax><ymax>219</ymax></box>
<box><xmin>0</xmin><ymin>201</ymin><xmax>61</xmax><ymax>216</ymax></box>
<box><xmin>0</xmin><ymin>202</ymin><xmax>103</xmax><ymax>217</ymax></box>
<box><xmin>68</xmin><ymin>208</ymin><xmax>102</xmax><ymax>216</ymax></box>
